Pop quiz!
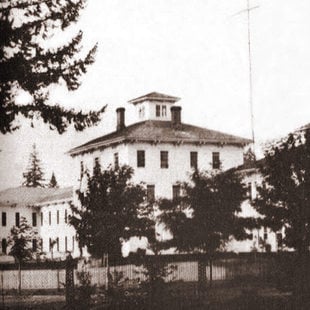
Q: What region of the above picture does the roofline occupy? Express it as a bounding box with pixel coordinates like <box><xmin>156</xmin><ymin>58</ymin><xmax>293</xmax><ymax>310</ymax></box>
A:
<box><xmin>69</xmin><ymin>136</ymin><xmax>251</xmax><ymax>157</ymax></box>
<box><xmin>128</xmin><ymin>94</ymin><xmax>180</xmax><ymax>105</ymax></box>
<box><xmin>34</xmin><ymin>197</ymin><xmax>72</xmax><ymax>207</ymax></box>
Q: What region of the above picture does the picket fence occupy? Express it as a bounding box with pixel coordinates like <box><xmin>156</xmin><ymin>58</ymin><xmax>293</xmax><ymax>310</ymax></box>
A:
<box><xmin>0</xmin><ymin>254</ymin><xmax>276</xmax><ymax>291</ymax></box>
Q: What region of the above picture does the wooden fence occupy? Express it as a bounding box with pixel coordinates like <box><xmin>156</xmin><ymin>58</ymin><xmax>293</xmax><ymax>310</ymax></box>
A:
<box><xmin>0</xmin><ymin>253</ymin><xmax>296</xmax><ymax>291</ymax></box>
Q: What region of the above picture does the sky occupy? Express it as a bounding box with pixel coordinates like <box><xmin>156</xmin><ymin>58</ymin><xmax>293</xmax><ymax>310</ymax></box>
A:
<box><xmin>1</xmin><ymin>0</ymin><xmax>310</xmax><ymax>190</ymax></box>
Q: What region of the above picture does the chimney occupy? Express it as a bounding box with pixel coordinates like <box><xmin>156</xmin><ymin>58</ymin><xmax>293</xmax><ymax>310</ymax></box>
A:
<box><xmin>116</xmin><ymin>107</ymin><xmax>125</xmax><ymax>131</ymax></box>
<box><xmin>171</xmin><ymin>106</ymin><xmax>182</xmax><ymax>128</ymax></box>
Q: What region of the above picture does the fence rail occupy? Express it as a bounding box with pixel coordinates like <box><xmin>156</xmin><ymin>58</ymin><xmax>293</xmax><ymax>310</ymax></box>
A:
<box><xmin>0</xmin><ymin>253</ymin><xmax>299</xmax><ymax>291</ymax></box>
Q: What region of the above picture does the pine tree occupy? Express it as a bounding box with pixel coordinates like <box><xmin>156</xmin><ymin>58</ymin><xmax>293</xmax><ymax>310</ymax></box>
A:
<box><xmin>22</xmin><ymin>144</ymin><xmax>45</xmax><ymax>187</ymax></box>
<box><xmin>0</xmin><ymin>0</ymin><xmax>106</xmax><ymax>134</ymax></box>
<box><xmin>254</xmin><ymin>128</ymin><xmax>310</xmax><ymax>306</ymax></box>
<box><xmin>49</xmin><ymin>172</ymin><xmax>58</xmax><ymax>188</ymax></box>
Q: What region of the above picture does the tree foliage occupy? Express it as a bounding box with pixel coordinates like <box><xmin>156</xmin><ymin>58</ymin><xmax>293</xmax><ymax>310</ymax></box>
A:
<box><xmin>48</xmin><ymin>171</ymin><xmax>58</xmax><ymax>188</ymax></box>
<box><xmin>8</xmin><ymin>216</ymin><xmax>40</xmax><ymax>263</ymax></box>
<box><xmin>0</xmin><ymin>0</ymin><xmax>105</xmax><ymax>134</ymax></box>
<box><xmin>22</xmin><ymin>143</ymin><xmax>45</xmax><ymax>187</ymax></box>
<box><xmin>255</xmin><ymin>128</ymin><xmax>310</xmax><ymax>253</ymax></box>
<box><xmin>70</xmin><ymin>164</ymin><xmax>155</xmax><ymax>258</ymax></box>
<box><xmin>159</xmin><ymin>169</ymin><xmax>253</xmax><ymax>254</ymax></box>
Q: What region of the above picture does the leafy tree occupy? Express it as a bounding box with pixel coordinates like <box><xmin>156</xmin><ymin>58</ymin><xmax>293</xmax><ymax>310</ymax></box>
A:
<box><xmin>158</xmin><ymin>169</ymin><xmax>254</xmax><ymax>287</ymax></box>
<box><xmin>8</xmin><ymin>216</ymin><xmax>41</xmax><ymax>293</ymax></box>
<box><xmin>70</xmin><ymin>165</ymin><xmax>154</xmax><ymax>259</ymax></box>
<box><xmin>0</xmin><ymin>0</ymin><xmax>105</xmax><ymax>134</ymax></box>
<box><xmin>254</xmin><ymin>128</ymin><xmax>310</xmax><ymax>307</ymax></box>
<box><xmin>22</xmin><ymin>143</ymin><xmax>45</xmax><ymax>187</ymax></box>
<box><xmin>48</xmin><ymin>171</ymin><xmax>58</xmax><ymax>188</ymax></box>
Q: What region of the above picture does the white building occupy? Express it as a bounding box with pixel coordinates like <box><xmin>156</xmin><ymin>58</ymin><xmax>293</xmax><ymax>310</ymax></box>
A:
<box><xmin>0</xmin><ymin>186</ymin><xmax>79</xmax><ymax>262</ymax></box>
<box><xmin>69</xmin><ymin>92</ymin><xmax>251</xmax><ymax>199</ymax></box>
<box><xmin>226</xmin><ymin>162</ymin><xmax>285</xmax><ymax>253</ymax></box>
<box><xmin>68</xmin><ymin>92</ymin><xmax>257</xmax><ymax>254</ymax></box>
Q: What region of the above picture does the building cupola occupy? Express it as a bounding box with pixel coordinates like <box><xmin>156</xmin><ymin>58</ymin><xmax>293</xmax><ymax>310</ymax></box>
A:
<box><xmin>128</xmin><ymin>92</ymin><xmax>180</xmax><ymax>122</ymax></box>
<box><xmin>116</xmin><ymin>107</ymin><xmax>125</xmax><ymax>131</ymax></box>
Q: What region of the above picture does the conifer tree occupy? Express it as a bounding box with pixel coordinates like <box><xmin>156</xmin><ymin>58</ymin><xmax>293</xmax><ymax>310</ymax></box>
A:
<box><xmin>22</xmin><ymin>144</ymin><xmax>45</xmax><ymax>187</ymax></box>
<box><xmin>0</xmin><ymin>0</ymin><xmax>105</xmax><ymax>134</ymax></box>
<box><xmin>48</xmin><ymin>171</ymin><xmax>58</xmax><ymax>188</ymax></box>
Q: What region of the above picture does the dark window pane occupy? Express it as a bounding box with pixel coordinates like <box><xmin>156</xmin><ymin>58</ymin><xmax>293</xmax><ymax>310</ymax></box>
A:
<box><xmin>65</xmin><ymin>237</ymin><xmax>68</xmax><ymax>252</ymax></box>
<box><xmin>56</xmin><ymin>237</ymin><xmax>59</xmax><ymax>252</ymax></box>
<box><xmin>160</xmin><ymin>151</ymin><xmax>169</xmax><ymax>169</ymax></box>
<box><xmin>212</xmin><ymin>152</ymin><xmax>220</xmax><ymax>169</ymax></box>
<box><xmin>2</xmin><ymin>212</ymin><xmax>6</xmax><ymax>226</ymax></box>
<box><xmin>137</xmin><ymin>150</ymin><xmax>145</xmax><ymax>167</ymax></box>
<box><xmin>2</xmin><ymin>239</ymin><xmax>7</xmax><ymax>254</ymax></box>
<box><xmin>147</xmin><ymin>185</ymin><xmax>155</xmax><ymax>202</ymax></box>
<box><xmin>65</xmin><ymin>209</ymin><xmax>68</xmax><ymax>224</ymax></box>
<box><xmin>173</xmin><ymin>185</ymin><xmax>181</xmax><ymax>200</ymax></box>
<box><xmin>190</xmin><ymin>152</ymin><xmax>198</xmax><ymax>169</ymax></box>
<box><xmin>32</xmin><ymin>239</ymin><xmax>37</xmax><ymax>251</ymax></box>
<box><xmin>49</xmin><ymin>211</ymin><xmax>51</xmax><ymax>225</ymax></box>
<box><xmin>41</xmin><ymin>212</ymin><xmax>43</xmax><ymax>226</ymax></box>
<box><xmin>32</xmin><ymin>213</ymin><xmax>37</xmax><ymax>227</ymax></box>
<box><xmin>57</xmin><ymin>210</ymin><xmax>59</xmax><ymax>225</ymax></box>
<box><xmin>114</xmin><ymin>153</ymin><xmax>119</xmax><ymax>168</ymax></box>
<box><xmin>15</xmin><ymin>212</ymin><xmax>20</xmax><ymax>227</ymax></box>
<box><xmin>156</xmin><ymin>105</ymin><xmax>161</xmax><ymax>117</ymax></box>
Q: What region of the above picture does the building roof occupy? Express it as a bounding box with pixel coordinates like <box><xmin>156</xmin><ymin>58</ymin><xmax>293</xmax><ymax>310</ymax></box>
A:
<box><xmin>69</xmin><ymin>120</ymin><xmax>252</xmax><ymax>156</ymax></box>
<box><xmin>128</xmin><ymin>92</ymin><xmax>180</xmax><ymax>105</ymax></box>
<box><xmin>0</xmin><ymin>186</ymin><xmax>73</xmax><ymax>208</ymax></box>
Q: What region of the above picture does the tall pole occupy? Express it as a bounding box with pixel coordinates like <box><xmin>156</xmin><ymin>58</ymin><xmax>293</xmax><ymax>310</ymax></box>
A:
<box><xmin>246</xmin><ymin>0</ymin><xmax>256</xmax><ymax>154</ymax></box>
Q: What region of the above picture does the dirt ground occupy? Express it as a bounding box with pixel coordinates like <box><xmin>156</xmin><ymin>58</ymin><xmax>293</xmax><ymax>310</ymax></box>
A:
<box><xmin>0</xmin><ymin>283</ymin><xmax>295</xmax><ymax>310</ymax></box>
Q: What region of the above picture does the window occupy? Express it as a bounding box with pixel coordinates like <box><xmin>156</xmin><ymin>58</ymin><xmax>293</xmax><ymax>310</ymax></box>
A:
<box><xmin>65</xmin><ymin>209</ymin><xmax>68</xmax><ymax>224</ymax></box>
<box><xmin>72</xmin><ymin>236</ymin><xmax>75</xmax><ymax>252</ymax></box>
<box><xmin>15</xmin><ymin>212</ymin><xmax>20</xmax><ymax>227</ymax></box>
<box><xmin>247</xmin><ymin>182</ymin><xmax>252</xmax><ymax>200</ymax></box>
<box><xmin>56</xmin><ymin>237</ymin><xmax>59</xmax><ymax>252</ymax></box>
<box><xmin>114</xmin><ymin>152</ymin><xmax>119</xmax><ymax>168</ymax></box>
<box><xmin>190</xmin><ymin>152</ymin><xmax>198</xmax><ymax>169</ymax></box>
<box><xmin>93</xmin><ymin>157</ymin><xmax>100</xmax><ymax>174</ymax></box>
<box><xmin>147</xmin><ymin>185</ymin><xmax>155</xmax><ymax>202</ymax></box>
<box><xmin>41</xmin><ymin>238</ymin><xmax>43</xmax><ymax>251</ymax></box>
<box><xmin>156</xmin><ymin>105</ymin><xmax>161</xmax><ymax>117</ymax></box>
<box><xmin>263</xmin><ymin>227</ymin><xmax>268</xmax><ymax>240</ymax></box>
<box><xmin>139</xmin><ymin>106</ymin><xmax>145</xmax><ymax>118</ymax></box>
<box><xmin>160</xmin><ymin>151</ymin><xmax>169</xmax><ymax>169</ymax></box>
<box><xmin>162</xmin><ymin>105</ymin><xmax>167</xmax><ymax>116</ymax></box>
<box><xmin>41</xmin><ymin>212</ymin><xmax>43</xmax><ymax>226</ymax></box>
<box><xmin>2</xmin><ymin>239</ymin><xmax>7</xmax><ymax>254</ymax></box>
<box><xmin>32</xmin><ymin>239</ymin><xmax>37</xmax><ymax>251</ymax></box>
<box><xmin>137</xmin><ymin>150</ymin><xmax>145</xmax><ymax>167</ymax></box>
<box><xmin>212</xmin><ymin>152</ymin><xmax>220</xmax><ymax>169</ymax></box>
<box><xmin>80</xmin><ymin>161</ymin><xmax>84</xmax><ymax>179</ymax></box>
<box><xmin>49</xmin><ymin>211</ymin><xmax>51</xmax><ymax>225</ymax></box>
<box><xmin>49</xmin><ymin>238</ymin><xmax>52</xmax><ymax>251</ymax></box>
<box><xmin>2</xmin><ymin>212</ymin><xmax>6</xmax><ymax>226</ymax></box>
<box><xmin>57</xmin><ymin>210</ymin><xmax>59</xmax><ymax>225</ymax></box>
<box><xmin>65</xmin><ymin>236</ymin><xmax>68</xmax><ymax>252</ymax></box>
<box><xmin>32</xmin><ymin>213</ymin><xmax>37</xmax><ymax>227</ymax></box>
<box><xmin>173</xmin><ymin>185</ymin><xmax>181</xmax><ymax>200</ymax></box>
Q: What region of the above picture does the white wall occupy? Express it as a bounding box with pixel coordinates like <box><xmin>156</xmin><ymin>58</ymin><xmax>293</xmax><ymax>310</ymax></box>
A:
<box><xmin>40</xmin><ymin>200</ymin><xmax>79</xmax><ymax>258</ymax></box>
<box><xmin>0</xmin><ymin>205</ymin><xmax>40</xmax><ymax>256</ymax></box>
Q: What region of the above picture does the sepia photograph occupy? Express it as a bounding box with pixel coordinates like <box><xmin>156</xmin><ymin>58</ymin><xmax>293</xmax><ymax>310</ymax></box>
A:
<box><xmin>0</xmin><ymin>0</ymin><xmax>310</xmax><ymax>309</ymax></box>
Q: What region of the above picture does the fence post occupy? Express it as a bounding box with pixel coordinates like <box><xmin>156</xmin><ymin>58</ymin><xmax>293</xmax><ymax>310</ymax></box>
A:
<box><xmin>198</xmin><ymin>257</ymin><xmax>207</xmax><ymax>296</ymax></box>
<box><xmin>65</xmin><ymin>253</ymin><xmax>75</xmax><ymax>307</ymax></box>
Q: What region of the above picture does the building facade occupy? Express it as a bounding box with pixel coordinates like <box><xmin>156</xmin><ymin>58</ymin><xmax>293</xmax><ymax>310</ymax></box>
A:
<box><xmin>0</xmin><ymin>186</ymin><xmax>79</xmax><ymax>262</ymax></box>
<box><xmin>69</xmin><ymin>92</ymin><xmax>257</xmax><ymax>254</ymax></box>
